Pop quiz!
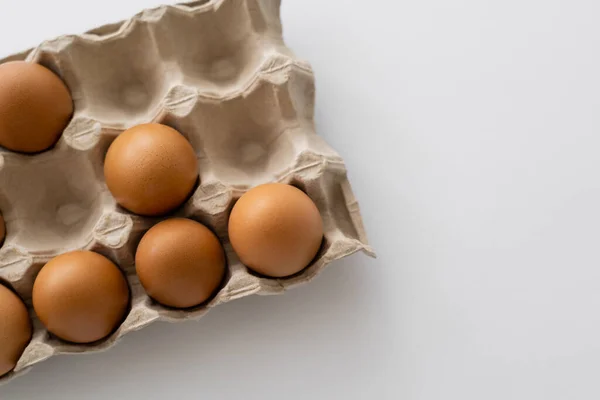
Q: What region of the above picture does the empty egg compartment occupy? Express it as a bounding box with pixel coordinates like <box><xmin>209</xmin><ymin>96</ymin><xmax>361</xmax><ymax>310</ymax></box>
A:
<box><xmin>28</xmin><ymin>29</ymin><xmax>171</xmax><ymax>129</ymax></box>
<box><xmin>162</xmin><ymin>64</ymin><xmax>316</xmax><ymax>187</ymax></box>
<box><xmin>149</xmin><ymin>0</ymin><xmax>279</xmax><ymax>90</ymax></box>
<box><xmin>0</xmin><ymin>149</ymin><xmax>111</xmax><ymax>257</ymax></box>
<box><xmin>20</xmin><ymin>0</ymin><xmax>294</xmax><ymax>132</ymax></box>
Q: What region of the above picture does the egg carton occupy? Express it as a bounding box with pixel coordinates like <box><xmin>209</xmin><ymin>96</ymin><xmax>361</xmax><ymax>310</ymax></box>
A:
<box><xmin>0</xmin><ymin>0</ymin><xmax>374</xmax><ymax>384</ymax></box>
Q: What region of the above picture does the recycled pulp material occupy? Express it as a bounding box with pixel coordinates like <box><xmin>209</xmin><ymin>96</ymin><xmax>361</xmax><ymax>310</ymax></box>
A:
<box><xmin>0</xmin><ymin>0</ymin><xmax>374</xmax><ymax>384</ymax></box>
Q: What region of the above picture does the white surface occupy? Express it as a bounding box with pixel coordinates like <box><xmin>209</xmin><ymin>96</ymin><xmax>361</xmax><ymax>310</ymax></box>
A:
<box><xmin>1</xmin><ymin>0</ymin><xmax>600</xmax><ymax>398</ymax></box>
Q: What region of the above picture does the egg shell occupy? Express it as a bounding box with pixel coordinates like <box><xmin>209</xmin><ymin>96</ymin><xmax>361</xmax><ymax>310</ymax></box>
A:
<box><xmin>103</xmin><ymin>123</ymin><xmax>198</xmax><ymax>216</ymax></box>
<box><xmin>136</xmin><ymin>218</ymin><xmax>226</xmax><ymax>309</ymax></box>
<box><xmin>228</xmin><ymin>183</ymin><xmax>324</xmax><ymax>278</ymax></box>
<box><xmin>32</xmin><ymin>251</ymin><xmax>130</xmax><ymax>344</ymax></box>
<box><xmin>0</xmin><ymin>284</ymin><xmax>32</xmax><ymax>377</ymax></box>
<box><xmin>0</xmin><ymin>61</ymin><xmax>73</xmax><ymax>153</ymax></box>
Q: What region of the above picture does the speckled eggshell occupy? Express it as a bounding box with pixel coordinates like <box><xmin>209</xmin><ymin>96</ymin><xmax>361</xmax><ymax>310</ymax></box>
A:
<box><xmin>32</xmin><ymin>251</ymin><xmax>130</xmax><ymax>344</ymax></box>
<box><xmin>103</xmin><ymin>123</ymin><xmax>198</xmax><ymax>216</ymax></box>
<box><xmin>228</xmin><ymin>183</ymin><xmax>324</xmax><ymax>278</ymax></box>
<box><xmin>0</xmin><ymin>285</ymin><xmax>32</xmax><ymax>377</ymax></box>
<box><xmin>136</xmin><ymin>218</ymin><xmax>226</xmax><ymax>309</ymax></box>
<box><xmin>0</xmin><ymin>61</ymin><xmax>73</xmax><ymax>153</ymax></box>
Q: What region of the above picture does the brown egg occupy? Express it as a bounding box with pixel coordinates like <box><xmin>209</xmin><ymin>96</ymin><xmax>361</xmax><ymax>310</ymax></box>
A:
<box><xmin>0</xmin><ymin>61</ymin><xmax>73</xmax><ymax>153</ymax></box>
<box><xmin>32</xmin><ymin>251</ymin><xmax>129</xmax><ymax>344</ymax></box>
<box><xmin>0</xmin><ymin>284</ymin><xmax>32</xmax><ymax>377</ymax></box>
<box><xmin>104</xmin><ymin>123</ymin><xmax>198</xmax><ymax>216</ymax></box>
<box><xmin>136</xmin><ymin>218</ymin><xmax>225</xmax><ymax>308</ymax></box>
<box><xmin>228</xmin><ymin>183</ymin><xmax>324</xmax><ymax>278</ymax></box>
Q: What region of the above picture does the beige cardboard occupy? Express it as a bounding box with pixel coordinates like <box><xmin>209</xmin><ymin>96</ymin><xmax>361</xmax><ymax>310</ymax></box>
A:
<box><xmin>0</xmin><ymin>0</ymin><xmax>374</xmax><ymax>384</ymax></box>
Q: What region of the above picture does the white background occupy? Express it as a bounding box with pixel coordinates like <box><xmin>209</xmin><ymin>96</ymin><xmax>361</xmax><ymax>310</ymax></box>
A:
<box><xmin>1</xmin><ymin>0</ymin><xmax>600</xmax><ymax>398</ymax></box>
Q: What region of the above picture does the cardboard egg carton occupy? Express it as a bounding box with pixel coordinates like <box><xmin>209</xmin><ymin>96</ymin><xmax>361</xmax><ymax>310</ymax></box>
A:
<box><xmin>0</xmin><ymin>0</ymin><xmax>374</xmax><ymax>384</ymax></box>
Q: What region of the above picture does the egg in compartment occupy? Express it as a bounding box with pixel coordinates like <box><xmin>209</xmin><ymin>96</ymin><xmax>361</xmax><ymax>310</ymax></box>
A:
<box><xmin>32</xmin><ymin>251</ymin><xmax>130</xmax><ymax>344</ymax></box>
<box><xmin>104</xmin><ymin>123</ymin><xmax>198</xmax><ymax>216</ymax></box>
<box><xmin>0</xmin><ymin>61</ymin><xmax>73</xmax><ymax>153</ymax></box>
<box><xmin>135</xmin><ymin>218</ymin><xmax>226</xmax><ymax>309</ymax></box>
<box><xmin>0</xmin><ymin>284</ymin><xmax>32</xmax><ymax>377</ymax></box>
<box><xmin>228</xmin><ymin>183</ymin><xmax>324</xmax><ymax>278</ymax></box>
